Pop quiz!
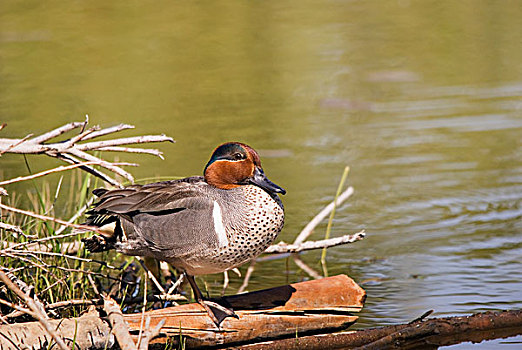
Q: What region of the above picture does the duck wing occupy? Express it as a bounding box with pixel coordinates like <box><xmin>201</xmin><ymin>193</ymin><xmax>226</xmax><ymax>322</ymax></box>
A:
<box><xmin>89</xmin><ymin>177</ymin><xmax>207</xmax><ymax>217</ymax></box>
<box><xmin>85</xmin><ymin>177</ymin><xmax>221</xmax><ymax>257</ymax></box>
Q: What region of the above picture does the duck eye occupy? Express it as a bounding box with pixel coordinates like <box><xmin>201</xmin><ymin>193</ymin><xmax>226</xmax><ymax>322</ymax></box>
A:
<box><xmin>233</xmin><ymin>152</ymin><xmax>245</xmax><ymax>161</ymax></box>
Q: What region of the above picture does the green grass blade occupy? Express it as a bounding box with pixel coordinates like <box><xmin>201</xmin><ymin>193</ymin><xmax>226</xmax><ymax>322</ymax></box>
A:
<box><xmin>321</xmin><ymin>166</ymin><xmax>350</xmax><ymax>277</ymax></box>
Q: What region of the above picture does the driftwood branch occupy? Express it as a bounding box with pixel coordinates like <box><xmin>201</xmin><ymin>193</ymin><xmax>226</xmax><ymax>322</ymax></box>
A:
<box><xmin>265</xmin><ymin>230</ymin><xmax>365</xmax><ymax>254</ymax></box>
<box><xmin>0</xmin><ymin>119</ymin><xmax>174</xmax><ymax>187</ymax></box>
<box><xmin>237</xmin><ymin>260</ymin><xmax>257</xmax><ymax>294</ymax></box>
<box><xmin>228</xmin><ymin>309</ymin><xmax>522</xmax><ymax>350</ymax></box>
<box><xmin>104</xmin><ymin>297</ymin><xmax>137</xmax><ymax>350</ymax></box>
<box><xmin>293</xmin><ymin>186</ymin><xmax>354</xmax><ymax>244</ymax></box>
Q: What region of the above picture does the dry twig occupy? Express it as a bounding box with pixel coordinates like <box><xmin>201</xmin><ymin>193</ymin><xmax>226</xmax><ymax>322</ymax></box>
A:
<box><xmin>265</xmin><ymin>230</ymin><xmax>365</xmax><ymax>254</ymax></box>
<box><xmin>137</xmin><ymin>316</ymin><xmax>166</xmax><ymax>350</ymax></box>
<box><xmin>0</xmin><ymin>269</ymin><xmax>70</xmax><ymax>350</ymax></box>
<box><xmin>54</xmin><ymin>196</ymin><xmax>96</xmax><ymax>235</ymax></box>
<box><xmin>292</xmin><ymin>186</ymin><xmax>354</xmax><ymax>244</ymax></box>
<box><xmin>1</xmin><ymin>268</ymin><xmax>47</xmax><ymax>316</ymax></box>
<box><xmin>0</xmin><ymin>222</ymin><xmax>24</xmax><ymax>235</ymax></box>
<box><xmin>237</xmin><ymin>260</ymin><xmax>257</xmax><ymax>294</ymax></box>
<box><xmin>0</xmin><ymin>202</ymin><xmax>105</xmax><ymax>234</ymax></box>
<box><xmin>0</xmin><ymin>119</ymin><xmax>174</xmax><ymax>187</ymax></box>
<box><xmin>292</xmin><ymin>255</ymin><xmax>323</xmax><ymax>280</ymax></box>
<box><xmin>0</xmin><ymin>161</ymin><xmax>134</xmax><ymax>187</ymax></box>
<box><xmin>104</xmin><ymin>296</ymin><xmax>137</xmax><ymax>350</ymax></box>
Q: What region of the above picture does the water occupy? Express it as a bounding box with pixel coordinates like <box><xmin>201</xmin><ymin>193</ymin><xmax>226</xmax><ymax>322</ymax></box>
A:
<box><xmin>1</xmin><ymin>1</ymin><xmax>521</xmax><ymax>347</ymax></box>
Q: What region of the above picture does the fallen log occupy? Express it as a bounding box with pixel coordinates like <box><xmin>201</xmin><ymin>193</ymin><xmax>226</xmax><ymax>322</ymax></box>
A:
<box><xmin>125</xmin><ymin>274</ymin><xmax>365</xmax><ymax>348</ymax></box>
<box><xmin>229</xmin><ymin>309</ymin><xmax>522</xmax><ymax>350</ymax></box>
<box><xmin>0</xmin><ymin>274</ymin><xmax>365</xmax><ymax>349</ymax></box>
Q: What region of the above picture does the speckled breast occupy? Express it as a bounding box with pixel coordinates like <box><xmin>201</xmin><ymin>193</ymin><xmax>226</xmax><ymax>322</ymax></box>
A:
<box><xmin>184</xmin><ymin>185</ymin><xmax>284</xmax><ymax>275</ymax></box>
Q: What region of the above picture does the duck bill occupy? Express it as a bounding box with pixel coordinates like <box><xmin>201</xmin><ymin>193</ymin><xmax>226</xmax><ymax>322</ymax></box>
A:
<box><xmin>250</xmin><ymin>166</ymin><xmax>286</xmax><ymax>195</ymax></box>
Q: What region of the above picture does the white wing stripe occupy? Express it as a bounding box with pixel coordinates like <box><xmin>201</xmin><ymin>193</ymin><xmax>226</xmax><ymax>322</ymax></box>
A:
<box><xmin>213</xmin><ymin>201</ymin><xmax>228</xmax><ymax>247</ymax></box>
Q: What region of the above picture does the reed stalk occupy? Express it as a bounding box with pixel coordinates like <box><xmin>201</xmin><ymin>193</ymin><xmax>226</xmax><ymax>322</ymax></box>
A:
<box><xmin>321</xmin><ymin>166</ymin><xmax>350</xmax><ymax>277</ymax></box>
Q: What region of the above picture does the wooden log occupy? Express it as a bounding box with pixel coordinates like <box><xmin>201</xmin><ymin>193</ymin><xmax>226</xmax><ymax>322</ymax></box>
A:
<box><xmin>228</xmin><ymin>309</ymin><xmax>522</xmax><ymax>350</ymax></box>
<box><xmin>0</xmin><ymin>275</ymin><xmax>365</xmax><ymax>349</ymax></box>
<box><xmin>124</xmin><ymin>274</ymin><xmax>366</xmax><ymax>348</ymax></box>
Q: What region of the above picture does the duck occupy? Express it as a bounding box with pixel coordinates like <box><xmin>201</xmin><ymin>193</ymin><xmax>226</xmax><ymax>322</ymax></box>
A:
<box><xmin>82</xmin><ymin>142</ymin><xmax>286</xmax><ymax>326</ymax></box>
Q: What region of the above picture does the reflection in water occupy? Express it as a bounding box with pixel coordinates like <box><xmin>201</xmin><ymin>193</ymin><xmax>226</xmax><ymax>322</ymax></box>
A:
<box><xmin>1</xmin><ymin>0</ymin><xmax>521</xmax><ymax>347</ymax></box>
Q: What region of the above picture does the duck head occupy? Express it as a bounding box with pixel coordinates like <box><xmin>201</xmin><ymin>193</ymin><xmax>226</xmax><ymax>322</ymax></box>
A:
<box><xmin>204</xmin><ymin>142</ymin><xmax>286</xmax><ymax>195</ymax></box>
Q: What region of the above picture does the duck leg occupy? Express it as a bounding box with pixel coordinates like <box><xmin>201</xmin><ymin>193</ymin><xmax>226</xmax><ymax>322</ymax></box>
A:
<box><xmin>185</xmin><ymin>274</ymin><xmax>238</xmax><ymax>327</ymax></box>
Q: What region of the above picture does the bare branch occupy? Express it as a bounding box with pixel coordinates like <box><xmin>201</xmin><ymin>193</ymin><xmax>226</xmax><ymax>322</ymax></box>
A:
<box><xmin>5</xmin><ymin>249</ymin><xmax>117</xmax><ymax>268</ymax></box>
<box><xmin>96</xmin><ymin>146</ymin><xmax>165</xmax><ymax>159</ymax></box>
<box><xmin>293</xmin><ymin>186</ymin><xmax>354</xmax><ymax>244</ymax></box>
<box><xmin>138</xmin><ymin>317</ymin><xmax>165</xmax><ymax>350</ymax></box>
<box><xmin>266</xmin><ymin>230</ymin><xmax>365</xmax><ymax>254</ymax></box>
<box><xmin>6</xmin><ymin>231</ymin><xmax>86</xmax><ymax>251</ymax></box>
<box><xmin>48</xmin><ymin>299</ymin><xmax>98</xmax><ymax>310</ymax></box>
<box><xmin>104</xmin><ymin>296</ymin><xmax>137</xmax><ymax>350</ymax></box>
<box><xmin>76</xmin><ymin>135</ymin><xmax>174</xmax><ymax>150</ymax></box>
<box><xmin>0</xmin><ymin>222</ymin><xmax>24</xmax><ymax>235</ymax></box>
<box><xmin>292</xmin><ymin>255</ymin><xmax>323</xmax><ymax>280</ymax></box>
<box><xmin>137</xmin><ymin>257</ymin><xmax>166</xmax><ymax>294</ymax></box>
<box><xmin>237</xmin><ymin>260</ymin><xmax>257</xmax><ymax>294</ymax></box>
<box><xmin>0</xmin><ymin>202</ymin><xmax>105</xmax><ymax>235</ymax></box>
<box><xmin>222</xmin><ymin>270</ymin><xmax>230</xmax><ymax>296</ymax></box>
<box><xmin>166</xmin><ymin>273</ymin><xmax>184</xmax><ymax>296</ymax></box>
<box><xmin>11</xmin><ymin>239</ymin><xmax>81</xmax><ymax>255</ymax></box>
<box><xmin>0</xmin><ymin>120</ymin><xmax>174</xmax><ymax>186</ymax></box>
<box><xmin>65</xmin><ymin>125</ymin><xmax>100</xmax><ymax>146</ymax></box>
<box><xmin>0</xmin><ymin>297</ymin><xmax>36</xmax><ymax>318</ymax></box>
<box><xmin>69</xmin><ymin>148</ymin><xmax>136</xmax><ymax>182</ymax></box>
<box><xmin>0</xmin><ymin>161</ymin><xmax>133</xmax><ymax>186</ymax></box>
<box><xmin>0</xmin><ymin>133</ymin><xmax>33</xmax><ymax>156</ymax></box>
<box><xmin>1</xmin><ymin>268</ymin><xmax>47</xmax><ymax>315</ymax></box>
<box><xmin>81</xmin><ymin>123</ymin><xmax>135</xmax><ymax>140</ymax></box>
<box><xmin>29</xmin><ymin>121</ymin><xmax>85</xmax><ymax>144</ymax></box>
<box><xmin>57</xmin><ymin>153</ymin><xmax>123</xmax><ymax>188</ymax></box>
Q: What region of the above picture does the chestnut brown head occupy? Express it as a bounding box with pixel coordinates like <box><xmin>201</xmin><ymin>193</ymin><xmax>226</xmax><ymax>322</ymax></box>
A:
<box><xmin>204</xmin><ymin>142</ymin><xmax>286</xmax><ymax>195</ymax></box>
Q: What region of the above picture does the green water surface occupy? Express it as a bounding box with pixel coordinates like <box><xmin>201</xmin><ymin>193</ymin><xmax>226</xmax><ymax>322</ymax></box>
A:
<box><xmin>1</xmin><ymin>1</ymin><xmax>521</xmax><ymax>348</ymax></box>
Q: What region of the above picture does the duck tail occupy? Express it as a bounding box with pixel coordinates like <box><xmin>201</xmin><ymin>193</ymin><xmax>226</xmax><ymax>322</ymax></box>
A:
<box><xmin>80</xmin><ymin>188</ymin><xmax>122</xmax><ymax>252</ymax></box>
